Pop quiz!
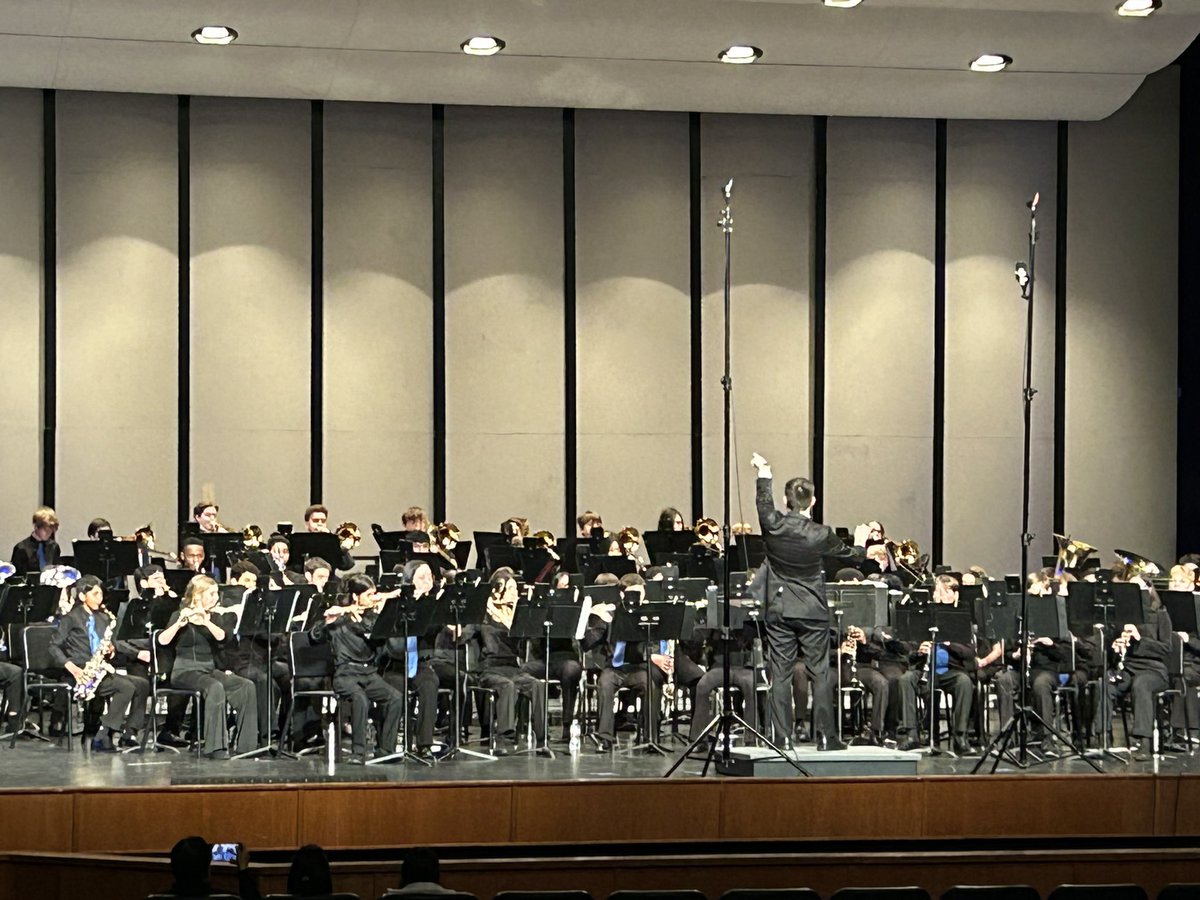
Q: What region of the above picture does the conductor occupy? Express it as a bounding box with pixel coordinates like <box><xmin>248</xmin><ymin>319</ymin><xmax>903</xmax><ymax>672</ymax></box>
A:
<box><xmin>751</xmin><ymin>452</ymin><xmax>862</xmax><ymax>751</ymax></box>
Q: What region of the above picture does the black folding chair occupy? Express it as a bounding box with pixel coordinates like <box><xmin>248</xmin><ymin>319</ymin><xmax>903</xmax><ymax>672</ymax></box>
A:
<box><xmin>14</xmin><ymin>624</ymin><xmax>74</xmax><ymax>750</ymax></box>
<box><xmin>281</xmin><ymin>630</ymin><xmax>339</xmax><ymax>759</ymax></box>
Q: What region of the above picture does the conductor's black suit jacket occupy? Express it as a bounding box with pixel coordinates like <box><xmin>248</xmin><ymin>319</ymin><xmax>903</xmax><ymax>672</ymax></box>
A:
<box><xmin>756</xmin><ymin>476</ymin><xmax>861</xmax><ymax>623</ymax></box>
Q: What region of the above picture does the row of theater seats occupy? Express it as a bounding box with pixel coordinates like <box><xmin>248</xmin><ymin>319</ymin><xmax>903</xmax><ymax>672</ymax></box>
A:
<box><xmin>163</xmin><ymin>885</ymin><xmax>1200</xmax><ymax>900</ymax></box>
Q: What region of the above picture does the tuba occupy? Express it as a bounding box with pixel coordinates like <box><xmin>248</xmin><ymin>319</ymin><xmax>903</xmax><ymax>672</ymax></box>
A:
<box><xmin>1115</xmin><ymin>549</ymin><xmax>1162</xmax><ymax>579</ymax></box>
<box><xmin>1053</xmin><ymin>533</ymin><xmax>1096</xmax><ymax>577</ymax></box>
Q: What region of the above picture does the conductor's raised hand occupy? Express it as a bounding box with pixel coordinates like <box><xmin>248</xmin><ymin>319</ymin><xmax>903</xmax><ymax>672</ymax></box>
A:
<box><xmin>750</xmin><ymin>452</ymin><xmax>769</xmax><ymax>471</ymax></box>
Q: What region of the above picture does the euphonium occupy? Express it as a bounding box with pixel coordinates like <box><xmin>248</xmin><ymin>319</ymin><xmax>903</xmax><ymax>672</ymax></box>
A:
<box><xmin>1115</xmin><ymin>549</ymin><xmax>1162</xmax><ymax>579</ymax></box>
<box><xmin>428</xmin><ymin>522</ymin><xmax>461</xmax><ymax>566</ymax></box>
<box><xmin>1053</xmin><ymin>533</ymin><xmax>1097</xmax><ymax>577</ymax></box>
<box><xmin>336</xmin><ymin>522</ymin><xmax>362</xmax><ymax>551</ymax></box>
<box><xmin>694</xmin><ymin>517</ymin><xmax>722</xmax><ymax>554</ymax></box>
<box><xmin>74</xmin><ymin>606</ymin><xmax>116</xmax><ymax>701</ymax></box>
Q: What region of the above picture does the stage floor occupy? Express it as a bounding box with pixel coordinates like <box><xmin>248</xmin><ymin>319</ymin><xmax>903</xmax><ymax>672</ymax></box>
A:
<box><xmin>0</xmin><ymin>734</ymin><xmax>1197</xmax><ymax>789</ymax></box>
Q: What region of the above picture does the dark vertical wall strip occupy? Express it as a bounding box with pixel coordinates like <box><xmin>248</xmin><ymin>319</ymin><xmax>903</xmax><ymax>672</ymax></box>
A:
<box><xmin>932</xmin><ymin>119</ymin><xmax>947</xmax><ymax>565</ymax></box>
<box><xmin>310</xmin><ymin>100</ymin><xmax>325</xmax><ymax>504</ymax></box>
<box><xmin>432</xmin><ymin>105</ymin><xmax>447</xmax><ymax>523</ymax></box>
<box><xmin>689</xmin><ymin>113</ymin><xmax>704</xmax><ymax>520</ymax></box>
<box><xmin>1178</xmin><ymin>48</ymin><xmax>1200</xmax><ymax>557</ymax></box>
<box><xmin>1054</xmin><ymin>120</ymin><xmax>1069</xmax><ymax>537</ymax></box>
<box><xmin>177</xmin><ymin>96</ymin><xmax>191</xmax><ymax>525</ymax></box>
<box><xmin>41</xmin><ymin>89</ymin><xmax>56</xmax><ymax>507</ymax></box>
<box><xmin>562</xmin><ymin>108</ymin><xmax>578</xmax><ymax>536</ymax></box>
<box><xmin>811</xmin><ymin>117</ymin><xmax>827</xmax><ymax>522</ymax></box>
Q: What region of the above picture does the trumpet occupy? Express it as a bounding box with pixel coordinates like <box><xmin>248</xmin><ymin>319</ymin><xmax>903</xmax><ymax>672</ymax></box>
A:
<box><xmin>336</xmin><ymin>522</ymin><xmax>362</xmax><ymax>551</ymax></box>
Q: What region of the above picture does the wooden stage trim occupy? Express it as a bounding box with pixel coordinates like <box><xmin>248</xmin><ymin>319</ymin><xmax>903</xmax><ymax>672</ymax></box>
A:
<box><xmin>0</xmin><ymin>773</ymin><xmax>1197</xmax><ymax>854</ymax></box>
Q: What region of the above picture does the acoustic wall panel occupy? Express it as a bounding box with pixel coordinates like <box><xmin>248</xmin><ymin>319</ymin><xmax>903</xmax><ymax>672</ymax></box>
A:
<box><xmin>0</xmin><ymin>89</ymin><xmax>42</xmax><ymax>551</ymax></box>
<box><xmin>1067</xmin><ymin>69</ymin><xmax>1179</xmax><ymax>566</ymax></box>
<box><xmin>56</xmin><ymin>92</ymin><xmax>177</xmax><ymax>549</ymax></box>
<box><xmin>443</xmin><ymin>107</ymin><xmax>564</xmax><ymax>536</ymax></box>
<box><xmin>824</xmin><ymin>118</ymin><xmax>936</xmax><ymax>544</ymax></box>
<box><xmin>323</xmin><ymin>102</ymin><xmax>433</xmax><ymax>539</ymax></box>
<box><xmin>190</xmin><ymin>98</ymin><xmax>311</xmax><ymax>531</ymax></box>
<box><xmin>944</xmin><ymin>121</ymin><xmax>1057</xmax><ymax>577</ymax></box>
<box><xmin>700</xmin><ymin>114</ymin><xmax>813</xmax><ymax>527</ymax></box>
<box><xmin>576</xmin><ymin>111</ymin><xmax>691</xmax><ymax>533</ymax></box>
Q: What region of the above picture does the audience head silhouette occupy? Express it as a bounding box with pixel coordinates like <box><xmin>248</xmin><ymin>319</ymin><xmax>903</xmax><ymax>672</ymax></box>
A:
<box><xmin>288</xmin><ymin>844</ymin><xmax>334</xmax><ymax>896</ymax></box>
<box><xmin>169</xmin><ymin>836</ymin><xmax>212</xmax><ymax>896</ymax></box>
<box><xmin>400</xmin><ymin>847</ymin><xmax>441</xmax><ymax>887</ymax></box>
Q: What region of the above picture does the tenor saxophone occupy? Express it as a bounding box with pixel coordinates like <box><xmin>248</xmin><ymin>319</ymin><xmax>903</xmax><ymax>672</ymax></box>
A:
<box><xmin>74</xmin><ymin>608</ymin><xmax>117</xmax><ymax>701</ymax></box>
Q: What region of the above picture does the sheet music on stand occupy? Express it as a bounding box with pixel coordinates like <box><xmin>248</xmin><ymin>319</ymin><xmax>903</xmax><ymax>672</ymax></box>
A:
<box><xmin>0</xmin><ymin>584</ymin><xmax>63</xmax><ymax>660</ymax></box>
<box><xmin>980</xmin><ymin>588</ymin><xmax>1019</xmax><ymax>645</ymax></box>
<box><xmin>517</xmin><ymin>586</ymin><xmax>586</xmax><ymax>641</ymax></box>
<box><xmin>826</xmin><ymin>583</ymin><xmax>888</xmax><ymax>630</ymax></box>
<box><xmin>1066</xmin><ymin>580</ymin><xmax>1144</xmax><ymax>637</ymax></box>
<box><xmin>894</xmin><ymin>601</ymin><xmax>973</xmax><ymax>646</ymax></box>
<box><xmin>1025</xmin><ymin>594</ymin><xmax>1069</xmax><ymax>640</ymax></box>
<box><xmin>238</xmin><ymin>588</ymin><xmax>300</xmax><ymax>639</ymax></box>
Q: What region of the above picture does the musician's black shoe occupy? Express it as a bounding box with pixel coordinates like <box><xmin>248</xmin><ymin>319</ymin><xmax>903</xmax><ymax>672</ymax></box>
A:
<box><xmin>1130</xmin><ymin>740</ymin><xmax>1152</xmax><ymax>762</ymax></box>
<box><xmin>157</xmin><ymin>730</ymin><xmax>189</xmax><ymax>748</ymax></box>
<box><xmin>851</xmin><ymin>728</ymin><xmax>880</xmax><ymax>747</ymax></box>
<box><xmin>96</xmin><ymin>730</ymin><xmax>116</xmax><ymax>752</ymax></box>
<box><xmin>595</xmin><ymin>736</ymin><xmax>616</xmax><ymax>752</ymax></box>
<box><xmin>898</xmin><ymin>737</ymin><xmax>923</xmax><ymax>752</ymax></box>
<box><xmin>793</xmin><ymin>725</ymin><xmax>811</xmax><ymax>743</ymax></box>
<box><xmin>415</xmin><ymin>745</ymin><xmax>437</xmax><ymax>762</ymax></box>
<box><xmin>815</xmin><ymin>732</ymin><xmax>848</xmax><ymax>752</ymax></box>
<box><xmin>345</xmin><ymin>752</ymin><xmax>366</xmax><ymax>765</ymax></box>
<box><xmin>952</xmin><ymin>736</ymin><xmax>974</xmax><ymax>756</ymax></box>
<box><xmin>118</xmin><ymin>731</ymin><xmax>141</xmax><ymax>750</ymax></box>
<box><xmin>205</xmin><ymin>748</ymin><xmax>230</xmax><ymax>760</ymax></box>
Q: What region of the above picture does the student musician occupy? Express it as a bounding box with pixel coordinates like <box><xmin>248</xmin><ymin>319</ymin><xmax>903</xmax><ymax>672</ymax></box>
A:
<box><xmin>11</xmin><ymin>506</ymin><xmax>62</xmax><ymax>575</ymax></box>
<box><xmin>49</xmin><ymin>574</ymin><xmax>149</xmax><ymax>751</ymax></box>
<box><xmin>379</xmin><ymin>561</ymin><xmax>441</xmax><ymax>760</ymax></box>
<box><xmin>265</xmin><ymin>535</ymin><xmax>306</xmax><ymax>587</ymax></box>
<box><xmin>157</xmin><ymin>575</ymin><xmax>258</xmax><ymax>758</ymax></box>
<box><xmin>303</xmin><ymin>505</ymin><xmax>356</xmax><ymax>572</ymax></box>
<box><xmin>311</xmin><ymin>574</ymin><xmax>404</xmax><ymax>764</ymax></box>
<box><xmin>521</xmin><ymin>583</ymin><xmax>585</xmax><ymax>743</ymax></box>
<box><xmin>193</xmin><ymin>502</ymin><xmax>227</xmax><ymax>535</ymax></box>
<box><xmin>178</xmin><ymin>538</ymin><xmax>208</xmax><ymax>575</ymax></box>
<box><xmin>587</xmin><ymin>573</ymin><xmax>672</xmax><ymax>750</ymax></box>
<box><xmin>461</xmin><ymin>568</ymin><xmax>546</xmax><ymax>753</ymax></box>
<box><xmin>657</xmin><ymin>508</ymin><xmax>687</xmax><ymax>532</ymax></box>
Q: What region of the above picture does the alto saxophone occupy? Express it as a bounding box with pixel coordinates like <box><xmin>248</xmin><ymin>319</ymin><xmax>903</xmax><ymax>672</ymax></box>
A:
<box><xmin>74</xmin><ymin>608</ymin><xmax>117</xmax><ymax>701</ymax></box>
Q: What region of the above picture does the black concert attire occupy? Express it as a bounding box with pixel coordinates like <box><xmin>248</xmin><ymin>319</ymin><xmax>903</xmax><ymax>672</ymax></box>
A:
<box><xmin>1173</xmin><ymin>629</ymin><xmax>1200</xmax><ymax>736</ymax></box>
<box><xmin>586</xmin><ymin>613</ymin><xmax>666</xmax><ymax>745</ymax></box>
<box><xmin>311</xmin><ymin>608</ymin><xmax>403</xmax><ymax>757</ymax></box>
<box><xmin>897</xmin><ymin>631</ymin><xmax>975</xmax><ymax>747</ymax></box>
<box><xmin>689</xmin><ymin>623</ymin><xmax>759</xmax><ymax>740</ymax></box>
<box><xmin>11</xmin><ymin>535</ymin><xmax>61</xmax><ymax>575</ymax></box>
<box><xmin>974</xmin><ymin>637</ymin><xmax>1015</xmax><ymax>732</ymax></box>
<box><xmin>462</xmin><ymin>617</ymin><xmax>545</xmax><ymax>744</ymax></box>
<box><xmin>162</xmin><ymin>609</ymin><xmax>258</xmax><ymax>754</ymax></box>
<box><xmin>49</xmin><ymin>604</ymin><xmax>148</xmax><ymax>736</ymax></box>
<box><xmin>869</xmin><ymin>626</ymin><xmax>912</xmax><ymax>737</ymax></box>
<box><xmin>756</xmin><ymin>475</ymin><xmax>861</xmax><ymax>744</ymax></box>
<box><xmin>1093</xmin><ymin>605</ymin><xmax>1173</xmax><ymax>742</ymax></box>
<box><xmin>522</xmin><ymin>635</ymin><xmax>583</xmax><ymax>740</ymax></box>
<box><xmin>378</xmin><ymin>601</ymin><xmax>439</xmax><ymax>752</ymax></box>
<box><xmin>218</xmin><ymin>609</ymin><xmax>291</xmax><ymax>747</ymax></box>
<box><xmin>839</xmin><ymin>634</ymin><xmax>889</xmax><ymax>739</ymax></box>
<box><xmin>1018</xmin><ymin>638</ymin><xmax>1073</xmax><ymax>741</ymax></box>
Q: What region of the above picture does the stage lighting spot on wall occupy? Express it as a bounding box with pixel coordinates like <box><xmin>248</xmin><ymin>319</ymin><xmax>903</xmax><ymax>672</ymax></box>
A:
<box><xmin>1116</xmin><ymin>0</ymin><xmax>1161</xmax><ymax>16</ymax></box>
<box><xmin>969</xmin><ymin>53</ymin><xmax>1012</xmax><ymax>73</ymax></box>
<box><xmin>191</xmin><ymin>25</ymin><xmax>238</xmax><ymax>45</ymax></box>
<box><xmin>823</xmin><ymin>0</ymin><xmax>864</xmax><ymax>8</ymax></box>
<box><xmin>461</xmin><ymin>36</ymin><xmax>506</xmax><ymax>56</ymax></box>
<box><xmin>718</xmin><ymin>45</ymin><xmax>763</xmax><ymax>64</ymax></box>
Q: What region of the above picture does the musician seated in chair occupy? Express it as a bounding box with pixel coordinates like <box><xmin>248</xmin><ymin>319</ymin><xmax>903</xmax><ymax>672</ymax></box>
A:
<box><xmin>896</xmin><ymin>574</ymin><xmax>976</xmax><ymax>754</ymax></box>
<box><xmin>266</xmin><ymin>535</ymin><xmax>306</xmax><ymax>588</ymax></box>
<box><xmin>49</xmin><ymin>574</ymin><xmax>149</xmax><ymax>751</ymax></box>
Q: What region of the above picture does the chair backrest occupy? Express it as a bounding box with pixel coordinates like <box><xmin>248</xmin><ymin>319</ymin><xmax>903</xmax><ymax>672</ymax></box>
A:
<box><xmin>722</xmin><ymin>890</ymin><xmax>821</xmax><ymax>900</ymax></box>
<box><xmin>23</xmin><ymin>623</ymin><xmax>62</xmax><ymax>675</ymax></box>
<box><xmin>1168</xmin><ymin>632</ymin><xmax>1185</xmax><ymax>677</ymax></box>
<box><xmin>831</xmin><ymin>890</ymin><xmax>931</xmax><ymax>900</ymax></box>
<box><xmin>1047</xmin><ymin>887</ymin><xmax>1147</xmax><ymax>900</ymax></box>
<box><xmin>942</xmin><ymin>888</ymin><xmax>1041</xmax><ymax>900</ymax></box>
<box><xmin>150</xmin><ymin>629</ymin><xmax>180</xmax><ymax>683</ymax></box>
<box><xmin>290</xmin><ymin>630</ymin><xmax>334</xmax><ymax>679</ymax></box>
<box><xmin>380</xmin><ymin>892</ymin><xmax>478</xmax><ymax>900</ymax></box>
<box><xmin>265</xmin><ymin>894</ymin><xmax>360</xmax><ymax>900</ymax></box>
<box><xmin>1157</xmin><ymin>886</ymin><xmax>1200</xmax><ymax>900</ymax></box>
<box><xmin>609</xmin><ymin>891</ymin><xmax>708</xmax><ymax>900</ymax></box>
<box><xmin>496</xmin><ymin>891</ymin><xmax>594</xmax><ymax>900</ymax></box>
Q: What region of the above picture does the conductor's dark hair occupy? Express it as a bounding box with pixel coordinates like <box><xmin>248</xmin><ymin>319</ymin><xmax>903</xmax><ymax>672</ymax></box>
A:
<box><xmin>229</xmin><ymin>560</ymin><xmax>260</xmax><ymax>581</ymax></box>
<box><xmin>288</xmin><ymin>844</ymin><xmax>333</xmax><ymax>897</ymax></box>
<box><xmin>192</xmin><ymin>502</ymin><xmax>217</xmax><ymax>518</ymax></box>
<box><xmin>345</xmin><ymin>574</ymin><xmax>375</xmax><ymax>598</ymax></box>
<box><xmin>169</xmin><ymin>836</ymin><xmax>212</xmax><ymax>892</ymax></box>
<box><xmin>400</xmin><ymin>847</ymin><xmax>441</xmax><ymax>887</ymax></box>
<box><xmin>784</xmin><ymin>477</ymin><xmax>815</xmax><ymax>511</ymax></box>
<box><xmin>86</xmin><ymin>518</ymin><xmax>112</xmax><ymax>539</ymax></box>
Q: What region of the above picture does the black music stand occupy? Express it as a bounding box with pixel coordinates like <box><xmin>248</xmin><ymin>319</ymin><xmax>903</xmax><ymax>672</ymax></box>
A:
<box><xmin>115</xmin><ymin>593</ymin><xmax>181</xmax><ymax>753</ymax></box>
<box><xmin>607</xmin><ymin>593</ymin><xmax>684</xmax><ymax>757</ymax></box>
<box><xmin>73</xmin><ymin>536</ymin><xmax>139</xmax><ymax>586</ymax></box>
<box><xmin>232</xmin><ymin>588</ymin><xmax>298</xmax><ymax>759</ymax></box>
<box><xmin>287</xmin><ymin>533</ymin><xmax>343</xmax><ymax>571</ymax></box>
<box><xmin>372</xmin><ymin>531</ymin><xmax>408</xmax><ymax>553</ymax></box>
<box><xmin>895</xmin><ymin>599</ymin><xmax>972</xmax><ymax>757</ymax></box>
<box><xmin>433</xmin><ymin>582</ymin><xmax>494</xmax><ymax>762</ymax></box>
<box><xmin>581</xmin><ymin>555</ymin><xmax>637</xmax><ymax>583</ymax></box>
<box><xmin>367</xmin><ymin>588</ymin><xmax>437</xmax><ymax>766</ymax></box>
<box><xmin>511</xmin><ymin>587</ymin><xmax>584</xmax><ymax>758</ymax></box>
<box><xmin>1066</xmin><ymin>580</ymin><xmax>1143</xmax><ymax>762</ymax></box>
<box><xmin>643</xmin><ymin>531</ymin><xmax>696</xmax><ymax>565</ymax></box>
<box><xmin>828</xmin><ymin>583</ymin><xmax>889</xmax><ymax>742</ymax></box>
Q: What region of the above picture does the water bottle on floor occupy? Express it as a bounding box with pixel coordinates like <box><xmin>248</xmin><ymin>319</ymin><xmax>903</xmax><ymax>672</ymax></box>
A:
<box><xmin>569</xmin><ymin>719</ymin><xmax>581</xmax><ymax>757</ymax></box>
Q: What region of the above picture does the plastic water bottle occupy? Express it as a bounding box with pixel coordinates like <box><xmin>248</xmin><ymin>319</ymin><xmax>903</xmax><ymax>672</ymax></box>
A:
<box><xmin>327</xmin><ymin>720</ymin><xmax>336</xmax><ymax>767</ymax></box>
<box><xmin>569</xmin><ymin>719</ymin><xmax>581</xmax><ymax>757</ymax></box>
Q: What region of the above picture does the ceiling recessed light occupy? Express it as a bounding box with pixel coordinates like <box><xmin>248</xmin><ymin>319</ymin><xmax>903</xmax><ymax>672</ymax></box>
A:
<box><xmin>1116</xmin><ymin>0</ymin><xmax>1161</xmax><ymax>16</ymax></box>
<box><xmin>718</xmin><ymin>45</ymin><xmax>763</xmax><ymax>64</ymax></box>
<box><xmin>823</xmin><ymin>0</ymin><xmax>864</xmax><ymax>7</ymax></box>
<box><xmin>191</xmin><ymin>25</ymin><xmax>237</xmax><ymax>45</ymax></box>
<box><xmin>460</xmin><ymin>36</ymin><xmax>505</xmax><ymax>56</ymax></box>
<box><xmin>969</xmin><ymin>53</ymin><xmax>1012</xmax><ymax>73</ymax></box>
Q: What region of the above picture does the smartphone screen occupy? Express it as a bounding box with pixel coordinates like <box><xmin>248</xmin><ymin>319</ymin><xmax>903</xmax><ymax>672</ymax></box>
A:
<box><xmin>211</xmin><ymin>843</ymin><xmax>240</xmax><ymax>863</ymax></box>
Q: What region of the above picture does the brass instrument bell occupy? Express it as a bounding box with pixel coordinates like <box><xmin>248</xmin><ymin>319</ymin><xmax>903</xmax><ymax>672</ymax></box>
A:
<box><xmin>1115</xmin><ymin>548</ymin><xmax>1162</xmax><ymax>578</ymax></box>
<box><xmin>1053</xmin><ymin>533</ymin><xmax>1096</xmax><ymax>577</ymax></box>
<box><xmin>336</xmin><ymin>522</ymin><xmax>362</xmax><ymax>550</ymax></box>
<box><xmin>242</xmin><ymin>524</ymin><xmax>265</xmax><ymax>550</ymax></box>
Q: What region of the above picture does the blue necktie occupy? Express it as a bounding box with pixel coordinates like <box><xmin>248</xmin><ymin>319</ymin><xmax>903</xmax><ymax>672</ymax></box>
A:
<box><xmin>406</xmin><ymin>636</ymin><xmax>418</xmax><ymax>678</ymax></box>
<box><xmin>613</xmin><ymin>641</ymin><xmax>625</xmax><ymax>667</ymax></box>
<box><xmin>934</xmin><ymin>646</ymin><xmax>950</xmax><ymax>675</ymax></box>
<box><xmin>660</xmin><ymin>640</ymin><xmax>669</xmax><ymax>655</ymax></box>
<box><xmin>36</xmin><ymin>543</ymin><xmax>46</xmax><ymax>571</ymax></box>
<box><xmin>86</xmin><ymin>615</ymin><xmax>101</xmax><ymax>655</ymax></box>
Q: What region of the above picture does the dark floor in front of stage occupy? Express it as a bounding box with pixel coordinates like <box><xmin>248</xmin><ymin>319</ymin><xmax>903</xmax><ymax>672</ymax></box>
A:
<box><xmin>0</xmin><ymin>733</ymin><xmax>1196</xmax><ymax>789</ymax></box>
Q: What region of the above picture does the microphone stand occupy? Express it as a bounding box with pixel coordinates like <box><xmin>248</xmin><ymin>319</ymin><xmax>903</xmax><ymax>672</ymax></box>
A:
<box><xmin>973</xmin><ymin>194</ymin><xmax>1101</xmax><ymax>774</ymax></box>
<box><xmin>666</xmin><ymin>179</ymin><xmax>807</xmax><ymax>778</ymax></box>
